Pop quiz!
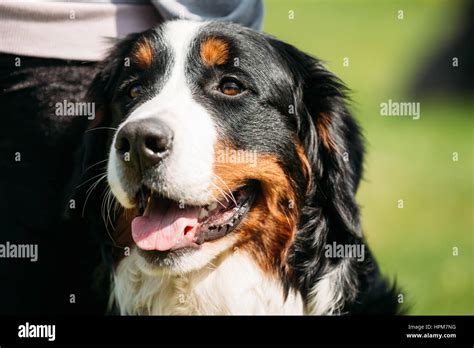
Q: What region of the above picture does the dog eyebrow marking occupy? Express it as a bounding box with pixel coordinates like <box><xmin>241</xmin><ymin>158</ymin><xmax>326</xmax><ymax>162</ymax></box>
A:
<box><xmin>132</xmin><ymin>38</ymin><xmax>154</xmax><ymax>69</ymax></box>
<box><xmin>316</xmin><ymin>112</ymin><xmax>337</xmax><ymax>151</ymax></box>
<box><xmin>200</xmin><ymin>37</ymin><xmax>229</xmax><ymax>66</ymax></box>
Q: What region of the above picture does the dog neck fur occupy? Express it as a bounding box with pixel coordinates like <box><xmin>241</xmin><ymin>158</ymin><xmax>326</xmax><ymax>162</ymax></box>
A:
<box><xmin>113</xmin><ymin>247</ymin><xmax>304</xmax><ymax>315</ymax></box>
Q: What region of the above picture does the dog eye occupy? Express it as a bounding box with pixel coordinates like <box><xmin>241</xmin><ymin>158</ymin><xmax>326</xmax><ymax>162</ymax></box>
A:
<box><xmin>128</xmin><ymin>83</ymin><xmax>143</xmax><ymax>98</ymax></box>
<box><xmin>218</xmin><ymin>79</ymin><xmax>244</xmax><ymax>96</ymax></box>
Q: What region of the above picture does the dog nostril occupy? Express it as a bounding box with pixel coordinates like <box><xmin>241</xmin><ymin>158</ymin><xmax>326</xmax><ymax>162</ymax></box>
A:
<box><xmin>116</xmin><ymin>137</ymin><xmax>131</xmax><ymax>155</ymax></box>
<box><xmin>144</xmin><ymin>135</ymin><xmax>171</xmax><ymax>154</ymax></box>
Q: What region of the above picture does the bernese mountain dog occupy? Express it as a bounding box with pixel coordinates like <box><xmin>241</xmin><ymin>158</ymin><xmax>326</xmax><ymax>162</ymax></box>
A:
<box><xmin>75</xmin><ymin>20</ymin><xmax>400</xmax><ymax>315</ymax></box>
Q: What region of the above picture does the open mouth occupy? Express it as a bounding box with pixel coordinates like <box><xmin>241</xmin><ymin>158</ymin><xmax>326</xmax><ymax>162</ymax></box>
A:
<box><xmin>131</xmin><ymin>185</ymin><xmax>256</xmax><ymax>252</ymax></box>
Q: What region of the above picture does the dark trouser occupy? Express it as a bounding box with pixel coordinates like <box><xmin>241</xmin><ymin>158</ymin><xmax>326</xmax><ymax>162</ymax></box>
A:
<box><xmin>0</xmin><ymin>54</ymin><xmax>108</xmax><ymax>314</ymax></box>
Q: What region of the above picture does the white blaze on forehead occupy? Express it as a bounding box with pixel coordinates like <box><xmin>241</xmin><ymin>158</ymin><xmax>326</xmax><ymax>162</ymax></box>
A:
<box><xmin>109</xmin><ymin>20</ymin><xmax>218</xmax><ymax>206</ymax></box>
<box><xmin>125</xmin><ymin>20</ymin><xmax>205</xmax><ymax>121</ymax></box>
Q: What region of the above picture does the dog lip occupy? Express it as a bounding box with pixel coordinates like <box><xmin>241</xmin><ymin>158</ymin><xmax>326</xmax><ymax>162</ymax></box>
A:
<box><xmin>193</xmin><ymin>187</ymin><xmax>256</xmax><ymax>244</ymax></box>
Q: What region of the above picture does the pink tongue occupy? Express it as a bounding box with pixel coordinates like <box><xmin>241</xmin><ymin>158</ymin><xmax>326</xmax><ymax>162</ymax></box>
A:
<box><xmin>131</xmin><ymin>201</ymin><xmax>200</xmax><ymax>251</ymax></box>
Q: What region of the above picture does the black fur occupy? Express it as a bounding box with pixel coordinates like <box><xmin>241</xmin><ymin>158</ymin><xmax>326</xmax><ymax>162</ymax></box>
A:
<box><xmin>0</xmin><ymin>54</ymin><xmax>107</xmax><ymax>314</ymax></box>
<box><xmin>78</xmin><ymin>21</ymin><xmax>400</xmax><ymax>314</ymax></box>
<box><xmin>266</xmin><ymin>39</ymin><xmax>400</xmax><ymax>314</ymax></box>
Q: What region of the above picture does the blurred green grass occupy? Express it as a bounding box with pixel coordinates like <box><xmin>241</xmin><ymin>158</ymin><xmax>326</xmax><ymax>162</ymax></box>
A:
<box><xmin>264</xmin><ymin>0</ymin><xmax>473</xmax><ymax>314</ymax></box>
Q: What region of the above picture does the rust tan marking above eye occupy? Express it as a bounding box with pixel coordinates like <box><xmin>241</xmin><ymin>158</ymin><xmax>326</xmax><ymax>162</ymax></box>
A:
<box><xmin>200</xmin><ymin>37</ymin><xmax>230</xmax><ymax>66</ymax></box>
<box><xmin>132</xmin><ymin>38</ymin><xmax>154</xmax><ymax>69</ymax></box>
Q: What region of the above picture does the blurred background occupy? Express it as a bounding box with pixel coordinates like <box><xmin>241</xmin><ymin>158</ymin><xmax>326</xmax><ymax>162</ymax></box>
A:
<box><xmin>264</xmin><ymin>0</ymin><xmax>473</xmax><ymax>314</ymax></box>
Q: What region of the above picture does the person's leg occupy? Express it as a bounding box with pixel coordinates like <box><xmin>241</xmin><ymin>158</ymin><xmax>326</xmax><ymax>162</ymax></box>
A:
<box><xmin>0</xmin><ymin>54</ymin><xmax>107</xmax><ymax>314</ymax></box>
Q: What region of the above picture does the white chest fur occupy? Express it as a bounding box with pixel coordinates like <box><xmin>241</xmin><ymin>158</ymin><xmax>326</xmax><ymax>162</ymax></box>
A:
<box><xmin>113</xmin><ymin>249</ymin><xmax>304</xmax><ymax>315</ymax></box>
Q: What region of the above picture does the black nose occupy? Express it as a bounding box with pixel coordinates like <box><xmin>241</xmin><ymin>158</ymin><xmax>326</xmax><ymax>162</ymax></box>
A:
<box><xmin>115</xmin><ymin>118</ymin><xmax>173</xmax><ymax>171</ymax></box>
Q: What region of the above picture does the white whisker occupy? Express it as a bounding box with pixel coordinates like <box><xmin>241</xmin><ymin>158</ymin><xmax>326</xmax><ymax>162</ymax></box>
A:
<box><xmin>213</xmin><ymin>174</ymin><xmax>237</xmax><ymax>206</ymax></box>
<box><xmin>86</xmin><ymin>126</ymin><xmax>118</xmax><ymax>133</ymax></box>
<box><xmin>82</xmin><ymin>173</ymin><xmax>107</xmax><ymax>217</ymax></box>
<box><xmin>76</xmin><ymin>171</ymin><xmax>108</xmax><ymax>189</ymax></box>
<box><xmin>83</xmin><ymin>159</ymin><xmax>108</xmax><ymax>174</ymax></box>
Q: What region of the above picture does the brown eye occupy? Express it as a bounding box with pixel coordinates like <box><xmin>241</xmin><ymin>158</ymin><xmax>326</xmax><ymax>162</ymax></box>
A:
<box><xmin>128</xmin><ymin>83</ymin><xmax>143</xmax><ymax>98</ymax></box>
<box><xmin>219</xmin><ymin>79</ymin><xmax>244</xmax><ymax>96</ymax></box>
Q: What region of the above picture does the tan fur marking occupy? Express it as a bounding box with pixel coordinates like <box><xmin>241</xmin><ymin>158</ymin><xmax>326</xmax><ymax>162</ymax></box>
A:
<box><xmin>200</xmin><ymin>37</ymin><xmax>229</xmax><ymax>66</ymax></box>
<box><xmin>212</xmin><ymin>142</ymin><xmax>299</xmax><ymax>275</ymax></box>
<box><xmin>296</xmin><ymin>142</ymin><xmax>312</xmax><ymax>184</ymax></box>
<box><xmin>132</xmin><ymin>39</ymin><xmax>154</xmax><ymax>69</ymax></box>
<box><xmin>317</xmin><ymin>112</ymin><xmax>337</xmax><ymax>151</ymax></box>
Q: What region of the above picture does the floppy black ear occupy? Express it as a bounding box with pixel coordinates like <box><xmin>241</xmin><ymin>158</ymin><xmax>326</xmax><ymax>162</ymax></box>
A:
<box><xmin>294</xmin><ymin>49</ymin><xmax>365</xmax><ymax>244</ymax></box>
<box><xmin>267</xmin><ymin>39</ymin><xmax>367</xmax><ymax>313</ymax></box>
<box><xmin>58</xmin><ymin>35</ymin><xmax>146</xmax><ymax>316</ymax></box>
<box><xmin>57</xmin><ymin>35</ymin><xmax>142</xmax><ymax>313</ymax></box>
<box><xmin>268</xmin><ymin>39</ymin><xmax>400</xmax><ymax>315</ymax></box>
<box><xmin>64</xmin><ymin>34</ymin><xmax>142</xmax><ymax>216</ymax></box>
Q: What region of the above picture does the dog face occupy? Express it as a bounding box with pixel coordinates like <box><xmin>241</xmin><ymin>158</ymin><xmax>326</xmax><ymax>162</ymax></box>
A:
<box><xmin>87</xmin><ymin>20</ymin><xmax>365</xmax><ymax>293</ymax></box>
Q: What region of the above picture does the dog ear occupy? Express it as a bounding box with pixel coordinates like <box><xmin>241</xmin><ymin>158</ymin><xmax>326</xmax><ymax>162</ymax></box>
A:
<box><xmin>87</xmin><ymin>33</ymin><xmax>143</xmax><ymax>129</ymax></box>
<box><xmin>294</xmin><ymin>50</ymin><xmax>364</xmax><ymax>239</ymax></box>
<box><xmin>60</xmin><ymin>34</ymin><xmax>144</xmax><ymax>296</ymax></box>
<box><xmin>267</xmin><ymin>38</ymin><xmax>366</xmax><ymax>313</ymax></box>
<box><xmin>63</xmin><ymin>34</ymin><xmax>140</xmax><ymax>219</ymax></box>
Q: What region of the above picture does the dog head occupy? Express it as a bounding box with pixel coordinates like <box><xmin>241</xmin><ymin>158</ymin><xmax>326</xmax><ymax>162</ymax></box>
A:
<box><xmin>85</xmin><ymin>21</ymin><xmax>364</xmax><ymax>304</ymax></box>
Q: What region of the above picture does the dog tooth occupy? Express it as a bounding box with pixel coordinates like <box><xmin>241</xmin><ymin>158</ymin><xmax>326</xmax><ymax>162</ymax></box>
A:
<box><xmin>208</xmin><ymin>202</ymin><xmax>218</xmax><ymax>211</ymax></box>
<box><xmin>199</xmin><ymin>208</ymin><xmax>209</xmax><ymax>220</ymax></box>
